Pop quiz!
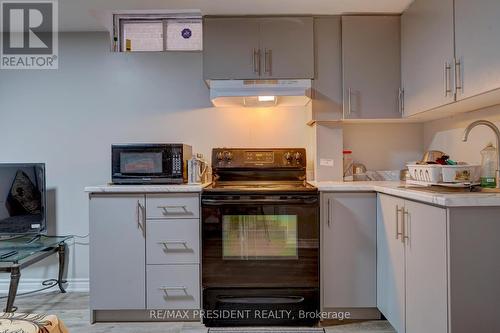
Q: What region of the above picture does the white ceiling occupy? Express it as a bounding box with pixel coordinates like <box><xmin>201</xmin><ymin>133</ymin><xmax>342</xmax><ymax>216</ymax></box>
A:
<box><xmin>60</xmin><ymin>0</ymin><xmax>414</xmax><ymax>31</ymax></box>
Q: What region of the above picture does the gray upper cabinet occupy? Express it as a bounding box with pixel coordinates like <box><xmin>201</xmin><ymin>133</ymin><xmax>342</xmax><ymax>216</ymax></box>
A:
<box><xmin>259</xmin><ymin>17</ymin><xmax>314</xmax><ymax>79</ymax></box>
<box><xmin>310</xmin><ymin>17</ymin><xmax>343</xmax><ymax>122</ymax></box>
<box><xmin>203</xmin><ymin>17</ymin><xmax>314</xmax><ymax>80</ymax></box>
<box><xmin>454</xmin><ymin>0</ymin><xmax>500</xmax><ymax>101</ymax></box>
<box><xmin>401</xmin><ymin>0</ymin><xmax>455</xmax><ymax>117</ymax></box>
<box><xmin>342</xmin><ymin>16</ymin><xmax>401</xmax><ymax>119</ymax></box>
<box><xmin>203</xmin><ymin>18</ymin><xmax>261</xmax><ymax>80</ymax></box>
<box><xmin>89</xmin><ymin>194</ymin><xmax>146</xmax><ymax>310</ymax></box>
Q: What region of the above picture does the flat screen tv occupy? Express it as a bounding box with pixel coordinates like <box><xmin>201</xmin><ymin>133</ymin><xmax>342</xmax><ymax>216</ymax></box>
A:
<box><xmin>0</xmin><ymin>163</ymin><xmax>46</xmax><ymax>235</ymax></box>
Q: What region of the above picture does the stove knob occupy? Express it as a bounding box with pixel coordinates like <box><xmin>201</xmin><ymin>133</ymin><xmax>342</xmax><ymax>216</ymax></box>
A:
<box><xmin>294</xmin><ymin>152</ymin><xmax>302</xmax><ymax>162</ymax></box>
<box><xmin>224</xmin><ymin>151</ymin><xmax>233</xmax><ymax>161</ymax></box>
<box><xmin>216</xmin><ymin>151</ymin><xmax>224</xmax><ymax>161</ymax></box>
<box><xmin>284</xmin><ymin>152</ymin><xmax>293</xmax><ymax>163</ymax></box>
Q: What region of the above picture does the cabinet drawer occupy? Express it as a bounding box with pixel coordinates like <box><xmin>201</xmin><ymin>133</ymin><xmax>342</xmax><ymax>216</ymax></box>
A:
<box><xmin>147</xmin><ymin>219</ymin><xmax>199</xmax><ymax>264</ymax></box>
<box><xmin>147</xmin><ymin>265</ymin><xmax>200</xmax><ymax>309</ymax></box>
<box><xmin>146</xmin><ymin>194</ymin><xmax>199</xmax><ymax>219</ymax></box>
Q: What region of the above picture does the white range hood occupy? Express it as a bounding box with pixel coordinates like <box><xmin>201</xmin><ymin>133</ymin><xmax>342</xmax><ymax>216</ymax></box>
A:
<box><xmin>208</xmin><ymin>79</ymin><xmax>312</xmax><ymax>107</ymax></box>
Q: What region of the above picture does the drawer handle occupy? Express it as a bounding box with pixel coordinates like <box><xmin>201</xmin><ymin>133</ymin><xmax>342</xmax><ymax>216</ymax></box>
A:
<box><xmin>157</xmin><ymin>205</ymin><xmax>193</xmax><ymax>216</ymax></box>
<box><xmin>158</xmin><ymin>241</ymin><xmax>189</xmax><ymax>250</ymax></box>
<box><xmin>160</xmin><ymin>286</ymin><xmax>188</xmax><ymax>296</ymax></box>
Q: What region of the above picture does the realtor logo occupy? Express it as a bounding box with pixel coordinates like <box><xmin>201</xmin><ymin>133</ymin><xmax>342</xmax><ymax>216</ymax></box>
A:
<box><xmin>1</xmin><ymin>0</ymin><xmax>58</xmax><ymax>69</ymax></box>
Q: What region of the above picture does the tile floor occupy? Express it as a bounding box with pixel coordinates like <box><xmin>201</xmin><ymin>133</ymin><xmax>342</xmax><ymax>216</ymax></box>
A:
<box><xmin>6</xmin><ymin>292</ymin><xmax>395</xmax><ymax>333</ymax></box>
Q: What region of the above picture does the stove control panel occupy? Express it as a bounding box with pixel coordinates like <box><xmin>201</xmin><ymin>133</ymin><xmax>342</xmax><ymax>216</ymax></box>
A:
<box><xmin>212</xmin><ymin>148</ymin><xmax>306</xmax><ymax>168</ymax></box>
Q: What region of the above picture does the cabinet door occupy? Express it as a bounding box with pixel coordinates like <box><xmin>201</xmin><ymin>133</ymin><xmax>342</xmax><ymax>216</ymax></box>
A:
<box><xmin>454</xmin><ymin>0</ymin><xmax>500</xmax><ymax>100</ymax></box>
<box><xmin>203</xmin><ymin>18</ymin><xmax>261</xmax><ymax>79</ymax></box>
<box><xmin>259</xmin><ymin>17</ymin><xmax>314</xmax><ymax>79</ymax></box>
<box><xmin>89</xmin><ymin>195</ymin><xmax>146</xmax><ymax>309</ymax></box>
<box><xmin>377</xmin><ymin>194</ymin><xmax>405</xmax><ymax>333</ymax></box>
<box><xmin>404</xmin><ymin>201</ymin><xmax>448</xmax><ymax>333</ymax></box>
<box><xmin>342</xmin><ymin>16</ymin><xmax>401</xmax><ymax>119</ymax></box>
<box><xmin>322</xmin><ymin>192</ymin><xmax>377</xmax><ymax>308</ymax></box>
<box><xmin>401</xmin><ymin>0</ymin><xmax>455</xmax><ymax>116</ymax></box>
<box><xmin>311</xmin><ymin>17</ymin><xmax>343</xmax><ymax>122</ymax></box>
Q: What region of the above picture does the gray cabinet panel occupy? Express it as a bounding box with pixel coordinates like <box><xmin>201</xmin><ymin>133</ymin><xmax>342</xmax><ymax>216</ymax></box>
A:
<box><xmin>311</xmin><ymin>17</ymin><xmax>343</xmax><ymax>122</ymax></box>
<box><xmin>146</xmin><ymin>193</ymin><xmax>199</xmax><ymax>219</ymax></box>
<box><xmin>147</xmin><ymin>265</ymin><xmax>200</xmax><ymax>309</ymax></box>
<box><xmin>146</xmin><ymin>219</ymin><xmax>200</xmax><ymax>264</ymax></box>
<box><xmin>322</xmin><ymin>192</ymin><xmax>376</xmax><ymax>308</ymax></box>
<box><xmin>401</xmin><ymin>0</ymin><xmax>455</xmax><ymax>116</ymax></box>
<box><xmin>90</xmin><ymin>195</ymin><xmax>146</xmax><ymax>309</ymax></box>
<box><xmin>342</xmin><ymin>16</ymin><xmax>401</xmax><ymax>119</ymax></box>
<box><xmin>203</xmin><ymin>18</ymin><xmax>260</xmax><ymax>80</ymax></box>
<box><xmin>454</xmin><ymin>0</ymin><xmax>500</xmax><ymax>100</ymax></box>
<box><xmin>259</xmin><ymin>17</ymin><xmax>314</xmax><ymax>79</ymax></box>
<box><xmin>377</xmin><ymin>194</ymin><xmax>405</xmax><ymax>333</ymax></box>
<box><xmin>404</xmin><ymin>200</ymin><xmax>448</xmax><ymax>333</ymax></box>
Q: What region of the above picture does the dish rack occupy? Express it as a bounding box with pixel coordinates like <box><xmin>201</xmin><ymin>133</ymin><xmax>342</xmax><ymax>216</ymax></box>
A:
<box><xmin>406</xmin><ymin>164</ymin><xmax>481</xmax><ymax>187</ymax></box>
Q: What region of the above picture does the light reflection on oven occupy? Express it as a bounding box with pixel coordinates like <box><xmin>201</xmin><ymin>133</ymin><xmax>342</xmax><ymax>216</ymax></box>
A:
<box><xmin>222</xmin><ymin>214</ymin><xmax>298</xmax><ymax>260</ymax></box>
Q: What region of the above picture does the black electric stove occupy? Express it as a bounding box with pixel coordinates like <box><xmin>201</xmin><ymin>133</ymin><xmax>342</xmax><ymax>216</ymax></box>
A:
<box><xmin>201</xmin><ymin>148</ymin><xmax>319</xmax><ymax>327</ymax></box>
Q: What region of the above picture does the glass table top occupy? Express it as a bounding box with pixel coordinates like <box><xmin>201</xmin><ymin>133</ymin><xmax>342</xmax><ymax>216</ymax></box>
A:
<box><xmin>0</xmin><ymin>235</ymin><xmax>72</xmax><ymax>263</ymax></box>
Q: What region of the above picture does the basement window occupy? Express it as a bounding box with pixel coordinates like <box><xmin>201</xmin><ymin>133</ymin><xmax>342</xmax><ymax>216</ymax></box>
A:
<box><xmin>113</xmin><ymin>13</ymin><xmax>202</xmax><ymax>52</ymax></box>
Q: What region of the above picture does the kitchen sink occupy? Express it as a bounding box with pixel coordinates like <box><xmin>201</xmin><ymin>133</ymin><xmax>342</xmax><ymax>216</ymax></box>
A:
<box><xmin>398</xmin><ymin>185</ymin><xmax>500</xmax><ymax>194</ymax></box>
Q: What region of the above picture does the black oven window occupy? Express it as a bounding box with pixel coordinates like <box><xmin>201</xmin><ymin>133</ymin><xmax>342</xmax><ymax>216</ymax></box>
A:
<box><xmin>222</xmin><ymin>215</ymin><xmax>298</xmax><ymax>260</ymax></box>
<box><xmin>120</xmin><ymin>152</ymin><xmax>163</xmax><ymax>174</ymax></box>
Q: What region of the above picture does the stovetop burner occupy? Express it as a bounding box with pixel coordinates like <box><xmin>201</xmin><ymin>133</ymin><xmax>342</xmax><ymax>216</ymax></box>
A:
<box><xmin>203</xmin><ymin>148</ymin><xmax>316</xmax><ymax>194</ymax></box>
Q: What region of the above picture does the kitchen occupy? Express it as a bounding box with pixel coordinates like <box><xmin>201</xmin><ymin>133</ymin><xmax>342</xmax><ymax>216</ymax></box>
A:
<box><xmin>1</xmin><ymin>0</ymin><xmax>500</xmax><ymax>333</ymax></box>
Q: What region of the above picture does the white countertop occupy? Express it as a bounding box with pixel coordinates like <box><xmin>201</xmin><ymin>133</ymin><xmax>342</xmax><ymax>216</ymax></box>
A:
<box><xmin>309</xmin><ymin>181</ymin><xmax>500</xmax><ymax>207</ymax></box>
<box><xmin>84</xmin><ymin>183</ymin><xmax>210</xmax><ymax>193</ymax></box>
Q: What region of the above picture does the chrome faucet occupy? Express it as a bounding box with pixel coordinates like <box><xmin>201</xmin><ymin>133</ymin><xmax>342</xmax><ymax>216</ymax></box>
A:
<box><xmin>462</xmin><ymin>120</ymin><xmax>500</xmax><ymax>188</ymax></box>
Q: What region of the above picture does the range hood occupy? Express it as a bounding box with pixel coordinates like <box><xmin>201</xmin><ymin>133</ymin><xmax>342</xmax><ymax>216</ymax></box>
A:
<box><xmin>208</xmin><ymin>79</ymin><xmax>312</xmax><ymax>107</ymax></box>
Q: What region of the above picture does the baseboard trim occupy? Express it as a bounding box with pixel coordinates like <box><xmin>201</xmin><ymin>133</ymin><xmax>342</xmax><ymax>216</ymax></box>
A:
<box><xmin>0</xmin><ymin>278</ymin><xmax>89</xmax><ymax>294</ymax></box>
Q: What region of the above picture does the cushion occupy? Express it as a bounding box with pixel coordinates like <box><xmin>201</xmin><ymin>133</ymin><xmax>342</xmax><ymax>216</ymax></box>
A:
<box><xmin>0</xmin><ymin>312</ymin><xmax>68</xmax><ymax>333</ymax></box>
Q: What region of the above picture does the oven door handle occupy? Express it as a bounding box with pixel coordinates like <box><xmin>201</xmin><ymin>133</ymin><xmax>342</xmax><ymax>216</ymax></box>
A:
<box><xmin>202</xmin><ymin>198</ymin><xmax>318</xmax><ymax>205</ymax></box>
<box><xmin>216</xmin><ymin>296</ymin><xmax>305</xmax><ymax>304</ymax></box>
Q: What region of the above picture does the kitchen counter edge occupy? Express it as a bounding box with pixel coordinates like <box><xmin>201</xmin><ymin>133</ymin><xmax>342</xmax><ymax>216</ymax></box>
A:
<box><xmin>309</xmin><ymin>181</ymin><xmax>500</xmax><ymax>207</ymax></box>
<box><xmin>84</xmin><ymin>183</ymin><xmax>211</xmax><ymax>193</ymax></box>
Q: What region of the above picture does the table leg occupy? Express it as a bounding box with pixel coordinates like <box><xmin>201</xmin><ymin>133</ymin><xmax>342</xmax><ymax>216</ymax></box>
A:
<box><xmin>5</xmin><ymin>265</ymin><xmax>20</xmax><ymax>312</ymax></box>
<box><xmin>57</xmin><ymin>243</ymin><xmax>67</xmax><ymax>293</ymax></box>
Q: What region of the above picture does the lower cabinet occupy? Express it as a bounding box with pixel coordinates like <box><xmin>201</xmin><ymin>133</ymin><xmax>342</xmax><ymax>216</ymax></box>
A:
<box><xmin>321</xmin><ymin>192</ymin><xmax>377</xmax><ymax>315</ymax></box>
<box><xmin>89</xmin><ymin>194</ymin><xmax>146</xmax><ymax>310</ymax></box>
<box><xmin>89</xmin><ymin>192</ymin><xmax>201</xmax><ymax>320</ymax></box>
<box><xmin>377</xmin><ymin>193</ymin><xmax>447</xmax><ymax>333</ymax></box>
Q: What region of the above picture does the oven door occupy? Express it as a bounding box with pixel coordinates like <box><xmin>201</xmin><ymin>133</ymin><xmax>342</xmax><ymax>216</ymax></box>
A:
<box><xmin>111</xmin><ymin>145</ymin><xmax>175</xmax><ymax>183</ymax></box>
<box><xmin>201</xmin><ymin>194</ymin><xmax>319</xmax><ymax>289</ymax></box>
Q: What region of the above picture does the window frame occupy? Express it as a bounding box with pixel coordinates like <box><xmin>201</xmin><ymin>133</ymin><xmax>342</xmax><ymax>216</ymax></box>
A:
<box><xmin>113</xmin><ymin>13</ymin><xmax>202</xmax><ymax>53</ymax></box>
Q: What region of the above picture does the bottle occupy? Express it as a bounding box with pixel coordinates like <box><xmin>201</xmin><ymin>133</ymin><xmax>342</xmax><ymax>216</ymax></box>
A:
<box><xmin>343</xmin><ymin>150</ymin><xmax>354</xmax><ymax>182</ymax></box>
<box><xmin>480</xmin><ymin>143</ymin><xmax>497</xmax><ymax>188</ymax></box>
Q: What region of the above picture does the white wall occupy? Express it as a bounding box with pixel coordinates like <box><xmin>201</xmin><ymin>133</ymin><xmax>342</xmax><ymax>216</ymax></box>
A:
<box><xmin>343</xmin><ymin>123</ymin><xmax>424</xmax><ymax>170</ymax></box>
<box><xmin>0</xmin><ymin>32</ymin><xmax>313</xmax><ymax>289</ymax></box>
<box><xmin>424</xmin><ymin>105</ymin><xmax>500</xmax><ymax>165</ymax></box>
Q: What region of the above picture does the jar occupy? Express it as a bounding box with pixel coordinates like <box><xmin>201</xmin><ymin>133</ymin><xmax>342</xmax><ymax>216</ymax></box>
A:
<box><xmin>480</xmin><ymin>143</ymin><xmax>497</xmax><ymax>188</ymax></box>
<box><xmin>343</xmin><ymin>150</ymin><xmax>354</xmax><ymax>182</ymax></box>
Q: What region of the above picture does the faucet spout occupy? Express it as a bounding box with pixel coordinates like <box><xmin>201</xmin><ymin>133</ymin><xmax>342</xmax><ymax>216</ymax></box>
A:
<box><xmin>462</xmin><ymin>120</ymin><xmax>500</xmax><ymax>189</ymax></box>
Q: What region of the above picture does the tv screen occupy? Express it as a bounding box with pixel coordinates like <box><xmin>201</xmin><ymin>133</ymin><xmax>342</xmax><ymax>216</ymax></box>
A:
<box><xmin>0</xmin><ymin>163</ymin><xmax>46</xmax><ymax>235</ymax></box>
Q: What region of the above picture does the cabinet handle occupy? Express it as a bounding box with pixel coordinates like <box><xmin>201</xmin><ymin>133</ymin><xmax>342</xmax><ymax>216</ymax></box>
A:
<box><xmin>158</xmin><ymin>205</ymin><xmax>192</xmax><ymax>216</ymax></box>
<box><xmin>158</xmin><ymin>241</ymin><xmax>189</xmax><ymax>250</ymax></box>
<box><xmin>398</xmin><ymin>88</ymin><xmax>404</xmax><ymax>115</ymax></box>
<box><xmin>137</xmin><ymin>201</ymin><xmax>145</xmax><ymax>236</ymax></box>
<box><xmin>264</xmin><ymin>49</ymin><xmax>273</xmax><ymax>76</ymax></box>
<box><xmin>160</xmin><ymin>286</ymin><xmax>188</xmax><ymax>296</ymax></box>
<box><xmin>444</xmin><ymin>62</ymin><xmax>452</xmax><ymax>96</ymax></box>
<box><xmin>347</xmin><ymin>88</ymin><xmax>353</xmax><ymax>116</ymax></box>
<box><xmin>327</xmin><ymin>198</ymin><xmax>331</xmax><ymax>228</ymax></box>
<box><xmin>402</xmin><ymin>208</ymin><xmax>409</xmax><ymax>244</ymax></box>
<box><xmin>395</xmin><ymin>205</ymin><xmax>403</xmax><ymax>240</ymax></box>
<box><xmin>253</xmin><ymin>48</ymin><xmax>259</xmax><ymax>74</ymax></box>
<box><xmin>455</xmin><ymin>57</ymin><xmax>463</xmax><ymax>94</ymax></box>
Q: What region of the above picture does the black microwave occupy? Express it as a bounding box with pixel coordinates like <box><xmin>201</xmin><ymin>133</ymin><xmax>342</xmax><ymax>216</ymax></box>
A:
<box><xmin>112</xmin><ymin>144</ymin><xmax>192</xmax><ymax>184</ymax></box>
